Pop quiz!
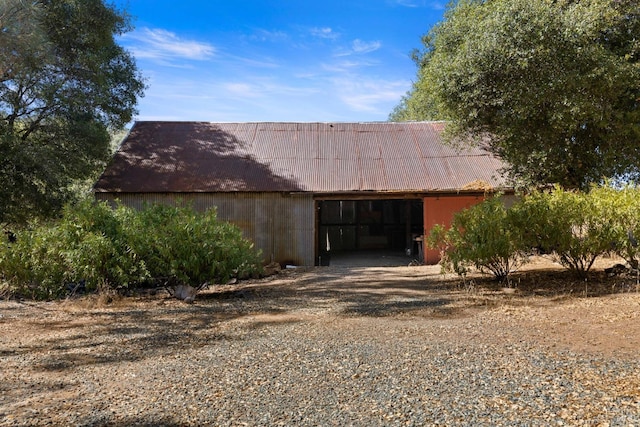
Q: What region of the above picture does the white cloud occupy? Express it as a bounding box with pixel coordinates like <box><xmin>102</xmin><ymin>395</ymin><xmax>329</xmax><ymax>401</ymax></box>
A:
<box><xmin>352</xmin><ymin>39</ymin><xmax>382</xmax><ymax>54</ymax></box>
<box><xmin>222</xmin><ymin>82</ymin><xmax>264</xmax><ymax>99</ymax></box>
<box><xmin>392</xmin><ymin>0</ymin><xmax>445</xmax><ymax>9</ymax></box>
<box><xmin>135</xmin><ymin>73</ymin><xmax>409</xmax><ymax>122</ymax></box>
<box><xmin>310</xmin><ymin>27</ymin><xmax>339</xmax><ymax>40</ymax></box>
<box><xmin>127</xmin><ymin>30</ymin><xmax>409</xmax><ymax>122</ymax></box>
<box><xmin>428</xmin><ymin>1</ymin><xmax>447</xmax><ymax>10</ymax></box>
<box><xmin>321</xmin><ymin>59</ymin><xmax>377</xmax><ymax>73</ymax></box>
<box><xmin>223</xmin><ymin>53</ymin><xmax>281</xmax><ymax>69</ymax></box>
<box><xmin>335</xmin><ymin>39</ymin><xmax>382</xmax><ymax>57</ymax></box>
<box><xmin>123</xmin><ymin>27</ymin><xmax>215</xmax><ymax>63</ymax></box>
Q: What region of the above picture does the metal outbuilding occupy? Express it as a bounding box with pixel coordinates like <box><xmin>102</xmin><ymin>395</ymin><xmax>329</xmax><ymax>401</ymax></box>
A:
<box><xmin>94</xmin><ymin>121</ymin><xmax>511</xmax><ymax>266</ymax></box>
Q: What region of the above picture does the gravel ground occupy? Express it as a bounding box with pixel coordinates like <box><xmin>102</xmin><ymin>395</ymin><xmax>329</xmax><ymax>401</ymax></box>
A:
<box><xmin>1</xmin><ymin>261</ymin><xmax>640</xmax><ymax>426</ymax></box>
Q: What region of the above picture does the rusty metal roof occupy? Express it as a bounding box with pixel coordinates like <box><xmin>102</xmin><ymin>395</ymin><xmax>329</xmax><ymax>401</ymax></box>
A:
<box><xmin>94</xmin><ymin>121</ymin><xmax>508</xmax><ymax>193</ymax></box>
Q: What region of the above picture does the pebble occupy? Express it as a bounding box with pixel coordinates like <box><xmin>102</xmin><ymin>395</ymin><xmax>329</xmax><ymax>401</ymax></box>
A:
<box><xmin>1</xmin><ymin>268</ymin><xmax>639</xmax><ymax>426</ymax></box>
<box><xmin>3</xmin><ymin>317</ymin><xmax>639</xmax><ymax>426</ymax></box>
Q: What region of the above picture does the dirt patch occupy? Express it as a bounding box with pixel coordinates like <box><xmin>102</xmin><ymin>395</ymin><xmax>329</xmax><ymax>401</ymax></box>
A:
<box><xmin>1</xmin><ymin>256</ymin><xmax>640</xmax><ymax>425</ymax></box>
<box><xmin>3</xmin><ymin>256</ymin><xmax>637</xmax><ymax>357</ymax></box>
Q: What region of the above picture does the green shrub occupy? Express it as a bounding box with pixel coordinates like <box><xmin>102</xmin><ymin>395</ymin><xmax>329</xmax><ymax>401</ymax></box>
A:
<box><xmin>590</xmin><ymin>185</ymin><xmax>640</xmax><ymax>269</ymax></box>
<box><xmin>0</xmin><ymin>225</ymin><xmax>66</xmax><ymax>299</ymax></box>
<box><xmin>58</xmin><ymin>200</ymin><xmax>150</xmax><ymax>289</ymax></box>
<box><xmin>429</xmin><ymin>186</ymin><xmax>632</xmax><ymax>280</ymax></box>
<box><xmin>0</xmin><ymin>200</ymin><xmax>263</xmax><ymax>299</ymax></box>
<box><xmin>120</xmin><ymin>203</ymin><xmax>263</xmax><ymax>286</ymax></box>
<box><xmin>511</xmin><ymin>187</ymin><xmax>616</xmax><ymax>277</ymax></box>
<box><xmin>0</xmin><ymin>200</ymin><xmax>150</xmax><ymax>298</ymax></box>
<box><xmin>427</xmin><ymin>196</ymin><xmax>528</xmax><ymax>280</ymax></box>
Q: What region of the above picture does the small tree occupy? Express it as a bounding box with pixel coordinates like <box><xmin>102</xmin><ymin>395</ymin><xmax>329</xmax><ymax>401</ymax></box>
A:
<box><xmin>427</xmin><ymin>196</ymin><xmax>527</xmax><ymax>280</ymax></box>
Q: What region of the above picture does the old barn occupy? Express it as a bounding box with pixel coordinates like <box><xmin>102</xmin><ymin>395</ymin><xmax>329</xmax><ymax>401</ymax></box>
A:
<box><xmin>93</xmin><ymin>121</ymin><xmax>509</xmax><ymax>266</ymax></box>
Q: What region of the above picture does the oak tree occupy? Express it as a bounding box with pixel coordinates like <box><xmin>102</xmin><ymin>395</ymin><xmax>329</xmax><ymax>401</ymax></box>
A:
<box><xmin>392</xmin><ymin>0</ymin><xmax>640</xmax><ymax>189</ymax></box>
<box><xmin>0</xmin><ymin>0</ymin><xmax>145</xmax><ymax>223</ymax></box>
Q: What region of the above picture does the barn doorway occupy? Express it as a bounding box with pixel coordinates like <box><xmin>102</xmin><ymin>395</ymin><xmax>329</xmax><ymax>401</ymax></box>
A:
<box><xmin>316</xmin><ymin>199</ymin><xmax>424</xmax><ymax>266</ymax></box>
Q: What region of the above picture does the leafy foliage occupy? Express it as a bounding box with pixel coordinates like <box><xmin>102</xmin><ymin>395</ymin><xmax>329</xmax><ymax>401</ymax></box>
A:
<box><xmin>0</xmin><ymin>200</ymin><xmax>264</xmax><ymax>299</ymax></box>
<box><xmin>388</xmin><ymin>67</ymin><xmax>445</xmax><ymax>122</ymax></box>
<box><xmin>589</xmin><ymin>185</ymin><xmax>640</xmax><ymax>269</ymax></box>
<box><xmin>0</xmin><ymin>0</ymin><xmax>145</xmax><ymax>223</ymax></box>
<box><xmin>118</xmin><ymin>203</ymin><xmax>264</xmax><ymax>286</ymax></box>
<box><xmin>429</xmin><ymin>186</ymin><xmax>639</xmax><ymax>280</ymax></box>
<box><xmin>427</xmin><ymin>196</ymin><xmax>527</xmax><ymax>280</ymax></box>
<box><xmin>0</xmin><ymin>200</ymin><xmax>147</xmax><ymax>299</ymax></box>
<box><xmin>511</xmin><ymin>188</ymin><xmax>616</xmax><ymax>277</ymax></box>
<box><xmin>393</xmin><ymin>0</ymin><xmax>640</xmax><ymax>189</ymax></box>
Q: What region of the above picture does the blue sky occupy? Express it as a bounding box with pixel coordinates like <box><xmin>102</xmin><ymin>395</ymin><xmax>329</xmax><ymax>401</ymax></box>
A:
<box><xmin>111</xmin><ymin>1</ymin><xmax>446</xmax><ymax>122</ymax></box>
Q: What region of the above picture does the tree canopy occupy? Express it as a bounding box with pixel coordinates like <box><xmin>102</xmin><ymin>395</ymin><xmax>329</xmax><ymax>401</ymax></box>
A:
<box><xmin>391</xmin><ymin>0</ymin><xmax>640</xmax><ymax>189</ymax></box>
<box><xmin>0</xmin><ymin>0</ymin><xmax>145</xmax><ymax>223</ymax></box>
<box><xmin>388</xmin><ymin>65</ymin><xmax>445</xmax><ymax>122</ymax></box>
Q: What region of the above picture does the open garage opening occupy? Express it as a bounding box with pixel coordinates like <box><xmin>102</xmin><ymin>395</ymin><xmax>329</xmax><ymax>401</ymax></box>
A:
<box><xmin>316</xmin><ymin>199</ymin><xmax>424</xmax><ymax>267</ymax></box>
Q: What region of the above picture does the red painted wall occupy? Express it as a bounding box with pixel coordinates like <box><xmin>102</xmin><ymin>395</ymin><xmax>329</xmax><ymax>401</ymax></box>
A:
<box><xmin>423</xmin><ymin>195</ymin><xmax>485</xmax><ymax>264</ymax></box>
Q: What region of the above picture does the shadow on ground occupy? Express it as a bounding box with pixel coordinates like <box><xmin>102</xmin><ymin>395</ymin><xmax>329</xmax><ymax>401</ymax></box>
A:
<box><xmin>2</xmin><ymin>260</ymin><xmax>636</xmax><ymax>379</ymax></box>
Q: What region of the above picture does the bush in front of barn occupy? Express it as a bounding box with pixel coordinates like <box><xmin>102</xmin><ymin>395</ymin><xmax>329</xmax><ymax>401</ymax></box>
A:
<box><xmin>0</xmin><ymin>200</ymin><xmax>149</xmax><ymax>299</ymax></box>
<box><xmin>117</xmin><ymin>203</ymin><xmax>263</xmax><ymax>287</ymax></box>
<box><xmin>0</xmin><ymin>200</ymin><xmax>263</xmax><ymax>299</ymax></box>
<box><xmin>428</xmin><ymin>186</ymin><xmax>640</xmax><ymax>280</ymax></box>
<box><xmin>427</xmin><ymin>196</ymin><xmax>528</xmax><ymax>280</ymax></box>
<box><xmin>511</xmin><ymin>187</ymin><xmax>617</xmax><ymax>278</ymax></box>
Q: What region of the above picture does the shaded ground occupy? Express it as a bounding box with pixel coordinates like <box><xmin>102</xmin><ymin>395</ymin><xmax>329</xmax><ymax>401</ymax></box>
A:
<box><xmin>1</xmin><ymin>256</ymin><xmax>639</xmax><ymax>425</ymax></box>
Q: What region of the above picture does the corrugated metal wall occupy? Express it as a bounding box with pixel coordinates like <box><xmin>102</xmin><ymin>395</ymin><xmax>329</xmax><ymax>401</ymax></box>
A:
<box><xmin>95</xmin><ymin>192</ymin><xmax>315</xmax><ymax>266</ymax></box>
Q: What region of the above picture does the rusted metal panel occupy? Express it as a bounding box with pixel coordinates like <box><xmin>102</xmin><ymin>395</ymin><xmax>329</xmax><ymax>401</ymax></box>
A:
<box><xmin>358</xmin><ymin>158</ymin><xmax>388</xmax><ymax>190</ymax></box>
<box><xmin>94</xmin><ymin>121</ymin><xmax>509</xmax><ymax>195</ymax></box>
<box><xmin>355</xmin><ymin>127</ymin><xmax>383</xmax><ymax>160</ymax></box>
<box><xmin>95</xmin><ymin>192</ymin><xmax>315</xmax><ymax>266</ymax></box>
<box><xmin>423</xmin><ymin>194</ymin><xmax>487</xmax><ymax>264</ymax></box>
<box><xmin>386</xmin><ymin>156</ymin><xmax>428</xmax><ymax>191</ymax></box>
<box><xmin>297</xmin><ymin>123</ymin><xmax>321</xmax><ymax>160</ymax></box>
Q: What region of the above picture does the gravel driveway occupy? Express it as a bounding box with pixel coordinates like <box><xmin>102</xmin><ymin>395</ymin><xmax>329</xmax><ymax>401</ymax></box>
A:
<box><xmin>1</xmin><ymin>262</ymin><xmax>640</xmax><ymax>426</ymax></box>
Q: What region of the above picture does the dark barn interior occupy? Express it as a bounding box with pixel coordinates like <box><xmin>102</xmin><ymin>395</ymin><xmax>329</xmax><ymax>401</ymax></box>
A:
<box><xmin>317</xmin><ymin>199</ymin><xmax>424</xmax><ymax>265</ymax></box>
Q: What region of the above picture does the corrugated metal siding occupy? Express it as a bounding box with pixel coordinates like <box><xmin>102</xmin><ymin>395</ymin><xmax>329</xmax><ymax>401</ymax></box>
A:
<box><xmin>94</xmin><ymin>121</ymin><xmax>508</xmax><ymax>194</ymax></box>
<box><xmin>95</xmin><ymin>192</ymin><xmax>315</xmax><ymax>266</ymax></box>
<box><xmin>359</xmin><ymin>158</ymin><xmax>387</xmax><ymax>190</ymax></box>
